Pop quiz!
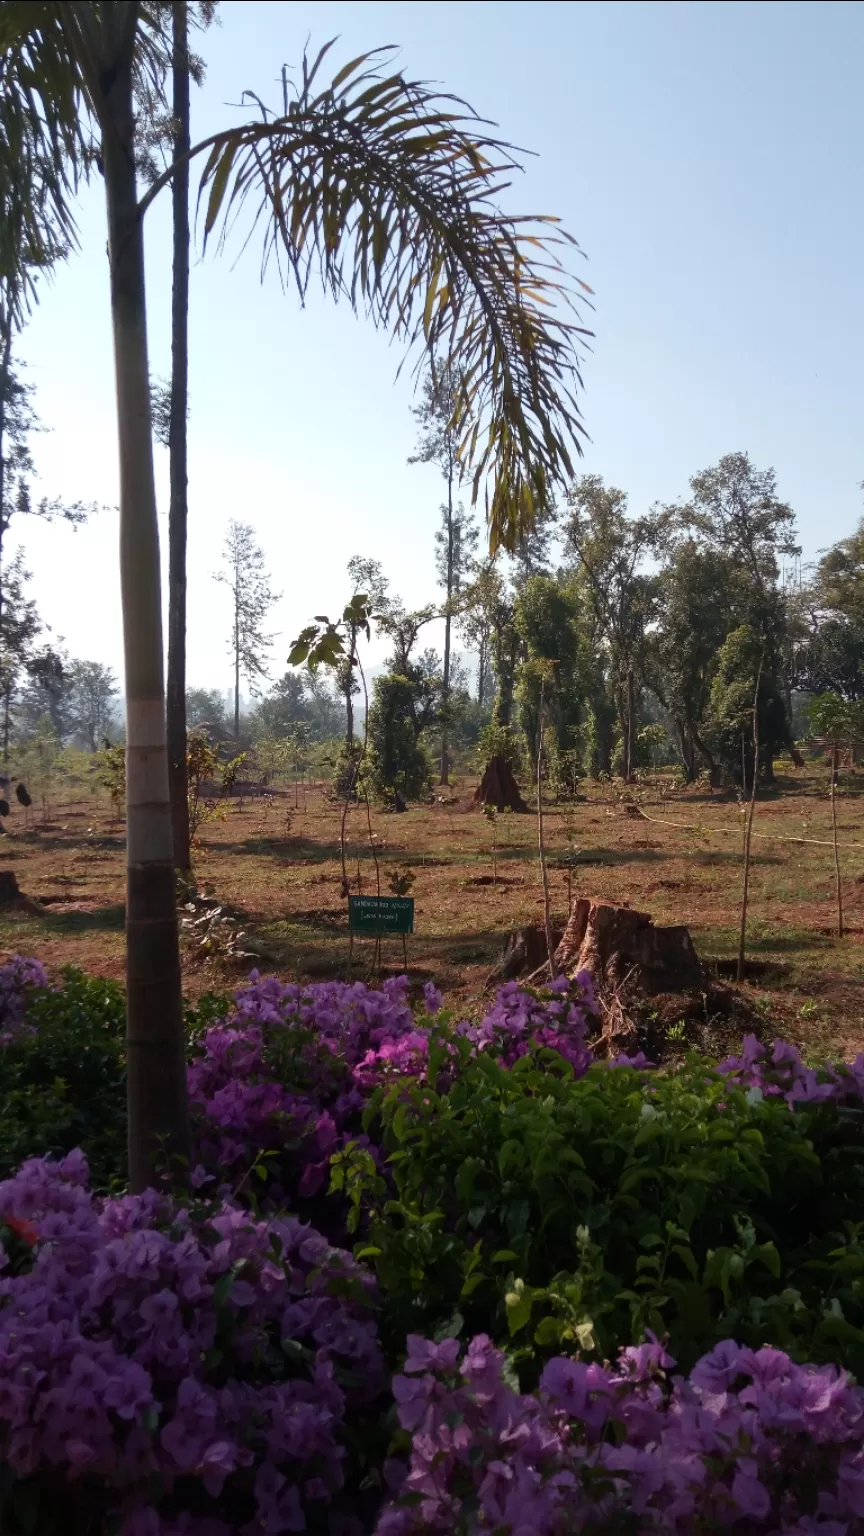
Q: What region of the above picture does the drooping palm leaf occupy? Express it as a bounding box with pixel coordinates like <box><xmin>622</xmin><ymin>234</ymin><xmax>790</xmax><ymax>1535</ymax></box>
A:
<box><xmin>145</xmin><ymin>41</ymin><xmax>593</xmax><ymax>552</ymax></box>
<box><xmin>0</xmin><ymin>4</ymin><xmax>83</xmax><ymax>324</ymax></box>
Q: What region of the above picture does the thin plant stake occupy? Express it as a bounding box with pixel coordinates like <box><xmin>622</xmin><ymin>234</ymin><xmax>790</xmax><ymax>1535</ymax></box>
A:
<box><xmin>537</xmin><ymin>675</ymin><xmax>557</xmax><ymax>980</ymax></box>
<box><xmin>737</xmin><ymin>655</ymin><xmax>763</xmax><ymax>984</ymax></box>
<box><xmin>830</xmin><ymin>734</ymin><xmax>844</xmax><ymax>938</ymax></box>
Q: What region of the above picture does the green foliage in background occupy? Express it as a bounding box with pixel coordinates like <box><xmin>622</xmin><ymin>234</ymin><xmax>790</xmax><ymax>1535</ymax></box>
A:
<box><xmin>348</xmin><ymin>1025</ymin><xmax>864</xmax><ymax>1382</ymax></box>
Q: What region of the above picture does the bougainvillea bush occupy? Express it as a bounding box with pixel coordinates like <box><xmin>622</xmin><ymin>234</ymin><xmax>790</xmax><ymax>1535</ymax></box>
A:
<box><xmin>0</xmin><ymin>1150</ymin><xmax>384</xmax><ymax>1535</ymax></box>
<box><xmin>3</xmin><ymin>957</ymin><xmax>864</xmax><ymax>1530</ymax></box>
<box><xmin>184</xmin><ymin>971</ymin><xmax>600</xmax><ymax>1226</ymax></box>
<box><xmin>377</xmin><ymin>1332</ymin><xmax>864</xmax><ymax>1532</ymax></box>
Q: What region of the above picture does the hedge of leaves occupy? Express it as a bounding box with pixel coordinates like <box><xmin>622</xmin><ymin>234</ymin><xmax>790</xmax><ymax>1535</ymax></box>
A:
<box><xmin>1</xmin><ymin>957</ymin><xmax>864</xmax><ymax>1532</ymax></box>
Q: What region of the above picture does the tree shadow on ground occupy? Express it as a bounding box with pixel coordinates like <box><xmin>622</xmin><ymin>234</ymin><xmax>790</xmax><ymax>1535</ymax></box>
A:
<box><xmin>205</xmin><ymin>835</ymin><xmax>344</xmax><ymax>864</ymax></box>
<box><xmin>39</xmin><ymin>903</ymin><xmax>127</xmax><ymax>934</ymax></box>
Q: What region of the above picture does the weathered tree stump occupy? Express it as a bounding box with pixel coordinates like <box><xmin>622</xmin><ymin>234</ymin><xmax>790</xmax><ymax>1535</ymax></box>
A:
<box><xmin>473</xmin><ymin>755</ymin><xmax>529</xmax><ymax>813</ymax></box>
<box><xmin>0</xmin><ymin>871</ymin><xmax>21</xmax><ymax>905</ymax></box>
<box><xmin>487</xmin><ymin>922</ymin><xmax>563</xmax><ymax>983</ymax></box>
<box><xmin>554</xmin><ymin>898</ymin><xmax>704</xmax><ymax>996</ymax></box>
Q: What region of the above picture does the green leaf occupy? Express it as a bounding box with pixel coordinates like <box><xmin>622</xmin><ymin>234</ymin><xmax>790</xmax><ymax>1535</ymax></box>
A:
<box><xmin>672</xmin><ymin>1244</ymin><xmax>699</xmax><ymax>1280</ymax></box>
<box><xmin>505</xmin><ymin>1289</ymin><xmax>533</xmax><ymax>1335</ymax></box>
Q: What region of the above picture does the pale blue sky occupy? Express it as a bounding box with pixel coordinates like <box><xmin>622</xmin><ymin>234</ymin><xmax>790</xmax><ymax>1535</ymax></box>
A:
<box><xmin>17</xmin><ymin>0</ymin><xmax>864</xmax><ymax>692</ymax></box>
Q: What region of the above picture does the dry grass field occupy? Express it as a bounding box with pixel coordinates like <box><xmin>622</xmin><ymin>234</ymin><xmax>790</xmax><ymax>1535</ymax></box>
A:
<box><xmin>0</xmin><ymin>762</ymin><xmax>862</xmax><ymax>1059</ymax></box>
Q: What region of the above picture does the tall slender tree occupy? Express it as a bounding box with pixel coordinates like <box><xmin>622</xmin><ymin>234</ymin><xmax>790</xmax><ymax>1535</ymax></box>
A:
<box><xmin>166</xmin><ymin>0</ymin><xmax>192</xmax><ymax>870</ymax></box>
<box><xmin>564</xmin><ymin>476</ymin><xmax>666</xmax><ymax>779</ymax></box>
<box><xmin>1</xmin><ymin>14</ymin><xmax>591</xmax><ymax>1186</ymax></box>
<box><xmin>215</xmin><ymin>520</ymin><xmax>280</xmax><ymax>739</ymax></box>
<box><xmin>409</xmin><ymin>368</ymin><xmax>477</xmax><ymax>783</ymax></box>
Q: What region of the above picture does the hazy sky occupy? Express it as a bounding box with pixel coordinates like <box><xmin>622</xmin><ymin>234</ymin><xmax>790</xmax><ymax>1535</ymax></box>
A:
<box><xmin>16</xmin><ymin>0</ymin><xmax>864</xmax><ymax>695</ymax></box>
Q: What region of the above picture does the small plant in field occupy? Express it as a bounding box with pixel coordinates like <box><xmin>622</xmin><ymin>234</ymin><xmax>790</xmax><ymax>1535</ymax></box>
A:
<box><xmin>666</xmin><ymin>1019</ymin><xmax>687</xmax><ymax>1042</ymax></box>
<box><xmin>186</xmin><ymin>731</ymin><xmax>221</xmax><ymax>843</ymax></box>
<box><xmin>806</xmin><ymin>692</ymin><xmax>864</xmax><ymax>938</ymax></box>
<box><xmin>388</xmin><ymin>866</ymin><xmax>415</xmax><ymax>897</ymax></box>
<box><xmin>94</xmin><ymin>739</ymin><xmax>126</xmax><ymax>822</ymax></box>
<box><xmin>220</xmin><ymin>749</ymin><xmax>247</xmax><ymax>802</ymax></box>
<box><xmin>180</xmin><ymin>902</ymin><xmax>256</xmax><ymax>966</ymax></box>
<box><xmin>483</xmin><ymin>801</ymin><xmax>499</xmax><ymax>883</ymax></box>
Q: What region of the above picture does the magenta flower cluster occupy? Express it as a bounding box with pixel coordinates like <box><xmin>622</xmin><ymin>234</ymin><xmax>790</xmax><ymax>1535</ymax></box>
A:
<box><xmin>0</xmin><ymin>954</ymin><xmax>48</xmax><ymax>1042</ymax></box>
<box><xmin>377</xmin><ymin>1331</ymin><xmax>864</xmax><ymax>1533</ymax></box>
<box><xmin>0</xmin><ymin>1150</ymin><xmax>384</xmax><ymax>1534</ymax></box>
<box><xmin>719</xmin><ymin>1034</ymin><xmax>864</xmax><ymax>1109</ymax></box>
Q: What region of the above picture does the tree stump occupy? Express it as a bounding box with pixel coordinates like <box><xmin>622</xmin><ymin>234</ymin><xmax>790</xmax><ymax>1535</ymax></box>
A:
<box><xmin>473</xmin><ymin>755</ymin><xmax>529</xmax><ymax>813</ymax></box>
<box><xmin>0</xmin><ymin>871</ymin><xmax>21</xmax><ymax>905</ymax></box>
<box><xmin>554</xmin><ymin>898</ymin><xmax>704</xmax><ymax>997</ymax></box>
<box><xmin>487</xmin><ymin>922</ymin><xmax>563</xmax><ymax>983</ymax></box>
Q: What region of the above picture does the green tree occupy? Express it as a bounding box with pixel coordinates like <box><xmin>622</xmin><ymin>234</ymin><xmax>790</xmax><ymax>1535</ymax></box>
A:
<box><xmin>680</xmin><ymin>452</ymin><xmax>801</xmax><ymax>775</ymax></box>
<box><xmin>0</xmin><ymin>359</ymin><xmax>90</xmax><ymax>633</ymax></box>
<box><xmin>1</xmin><ymin>13</ymin><xmax>590</xmax><ymax>1188</ymax></box>
<box><xmin>460</xmin><ymin>554</ymin><xmax>500</xmax><ymax>711</ymax></box>
<box><xmin>18</xmin><ymin>643</ymin><xmax>70</xmax><ymax>741</ymax></box>
<box><xmin>409</xmin><ymin>367</ymin><xmax>478</xmax><ymax>784</ymax></box>
<box><xmin>186</xmin><ymin>686</ymin><xmax>228</xmax><ymax>730</ymax></box>
<box><xmin>806</xmin><ymin>692</ymin><xmax>864</xmax><ymax>937</ymax></box>
<box><xmin>708</xmin><ymin>625</ymin><xmax>793</xmax><ymax>788</ymax></box>
<box><xmin>366</xmin><ymin>673</ymin><xmax>432</xmax><ymax>803</ymax></box>
<box><xmin>0</xmin><ymin>547</ymin><xmax>41</xmax><ymax>756</ymax></box>
<box><xmin>650</xmin><ymin>538</ymin><xmax>735</xmax><ymax>781</ymax></box>
<box><xmin>215</xmin><ymin>520</ymin><xmax>280</xmax><ymax>740</ymax></box>
<box><xmin>813</xmin><ymin>516</ymin><xmax>864</xmax><ymax>624</ymax></box>
<box><xmin>490</xmin><ymin>592</ymin><xmax>523</xmax><ymax>729</ymax></box>
<box><xmin>67</xmin><ymin>660</ymin><xmax>119</xmax><ymax>751</ymax></box>
<box><xmin>794</xmin><ymin>518</ymin><xmax>864</xmax><ymax>702</ymax></box>
<box><xmin>564</xmin><ymin>475</ymin><xmax>664</xmax><ymax>778</ymax></box>
<box><xmin>337</xmin><ymin>556</ymin><xmax>390</xmax><ymax>756</ymax></box>
<box><xmin>514</xmin><ymin>574</ymin><xmax>586</xmax><ymax>769</ymax></box>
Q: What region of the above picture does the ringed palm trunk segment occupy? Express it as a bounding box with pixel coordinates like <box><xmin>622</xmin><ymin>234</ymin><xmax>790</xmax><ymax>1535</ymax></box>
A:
<box><xmin>166</xmin><ymin>0</ymin><xmax>192</xmax><ymax>874</ymax></box>
<box><xmin>101</xmin><ymin>43</ymin><xmax>190</xmax><ymax>1192</ymax></box>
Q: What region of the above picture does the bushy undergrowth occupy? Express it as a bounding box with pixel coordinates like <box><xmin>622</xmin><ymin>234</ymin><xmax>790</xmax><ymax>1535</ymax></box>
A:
<box><xmin>2</xmin><ymin>957</ymin><xmax>864</xmax><ymax>1531</ymax></box>
<box><xmin>0</xmin><ymin>963</ymin><xmax>127</xmax><ymax>1188</ymax></box>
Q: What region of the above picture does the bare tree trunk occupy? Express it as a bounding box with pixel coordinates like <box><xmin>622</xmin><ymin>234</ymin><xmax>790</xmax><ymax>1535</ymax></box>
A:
<box><xmin>477</xmin><ymin>633</ymin><xmax>488</xmax><ymax>709</ymax></box>
<box><xmin>737</xmin><ymin>660</ymin><xmax>763</xmax><ymax>984</ymax></box>
<box><xmin>440</xmin><ymin>473</ymin><xmax>455</xmax><ymax>785</ymax></box>
<box><xmin>166</xmin><ymin>0</ymin><xmax>192</xmax><ymax>873</ymax></box>
<box><xmin>345</xmin><ymin>683</ymin><xmax>354</xmax><ymax>754</ymax></box>
<box><xmin>100</xmin><ymin>38</ymin><xmax>190</xmax><ymax>1191</ymax></box>
<box><xmin>234</xmin><ymin>590</ymin><xmax>240</xmax><ymax>740</ymax></box>
<box><xmin>830</xmin><ymin>739</ymin><xmax>843</xmax><ymax>938</ymax></box>
<box><xmin>537</xmin><ymin>680</ymin><xmax>556</xmax><ymax>979</ymax></box>
<box><xmin>0</xmin><ymin>319</ymin><xmax>10</xmax><ymax>638</ymax></box>
<box><xmin>625</xmin><ymin>666</ymin><xmax>636</xmax><ymax>780</ymax></box>
<box><xmin>2</xmin><ymin>676</ymin><xmax>11</xmax><ymax>762</ymax></box>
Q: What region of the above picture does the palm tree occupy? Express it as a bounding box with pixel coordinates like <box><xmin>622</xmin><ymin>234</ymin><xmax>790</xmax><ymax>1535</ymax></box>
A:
<box><xmin>0</xmin><ymin>4</ymin><xmax>592</xmax><ymax>1189</ymax></box>
<box><xmin>166</xmin><ymin>0</ymin><xmax>192</xmax><ymax>874</ymax></box>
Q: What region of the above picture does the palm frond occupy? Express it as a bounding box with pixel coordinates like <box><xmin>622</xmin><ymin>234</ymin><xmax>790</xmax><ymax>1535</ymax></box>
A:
<box><xmin>0</xmin><ymin>2</ymin><xmax>84</xmax><ymax>325</ymax></box>
<box><xmin>189</xmin><ymin>43</ymin><xmax>593</xmax><ymax>553</ymax></box>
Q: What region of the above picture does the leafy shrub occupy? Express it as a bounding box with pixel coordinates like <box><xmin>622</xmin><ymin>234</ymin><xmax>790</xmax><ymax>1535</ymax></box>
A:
<box><xmin>4</xmin><ymin>961</ymin><xmax>864</xmax><ymax>1530</ymax></box>
<box><xmin>358</xmin><ymin>1022</ymin><xmax>864</xmax><ymax>1377</ymax></box>
<box><xmin>0</xmin><ymin>965</ymin><xmax>127</xmax><ymax>1189</ymax></box>
<box><xmin>0</xmin><ymin>1151</ymin><xmax>384</xmax><ymax>1535</ymax></box>
<box><xmin>366</xmin><ymin>674</ymin><xmax>432</xmax><ymax>802</ymax></box>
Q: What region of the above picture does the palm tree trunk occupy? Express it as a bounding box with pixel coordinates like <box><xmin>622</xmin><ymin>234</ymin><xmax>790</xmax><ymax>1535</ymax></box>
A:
<box><xmin>166</xmin><ymin>0</ymin><xmax>192</xmax><ymax>873</ymax></box>
<box><xmin>100</xmin><ymin>45</ymin><xmax>190</xmax><ymax>1192</ymax></box>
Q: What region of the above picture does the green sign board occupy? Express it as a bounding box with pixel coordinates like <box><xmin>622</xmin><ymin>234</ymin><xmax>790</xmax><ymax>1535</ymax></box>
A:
<box><xmin>348</xmin><ymin>896</ymin><xmax>415</xmax><ymax>934</ymax></box>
